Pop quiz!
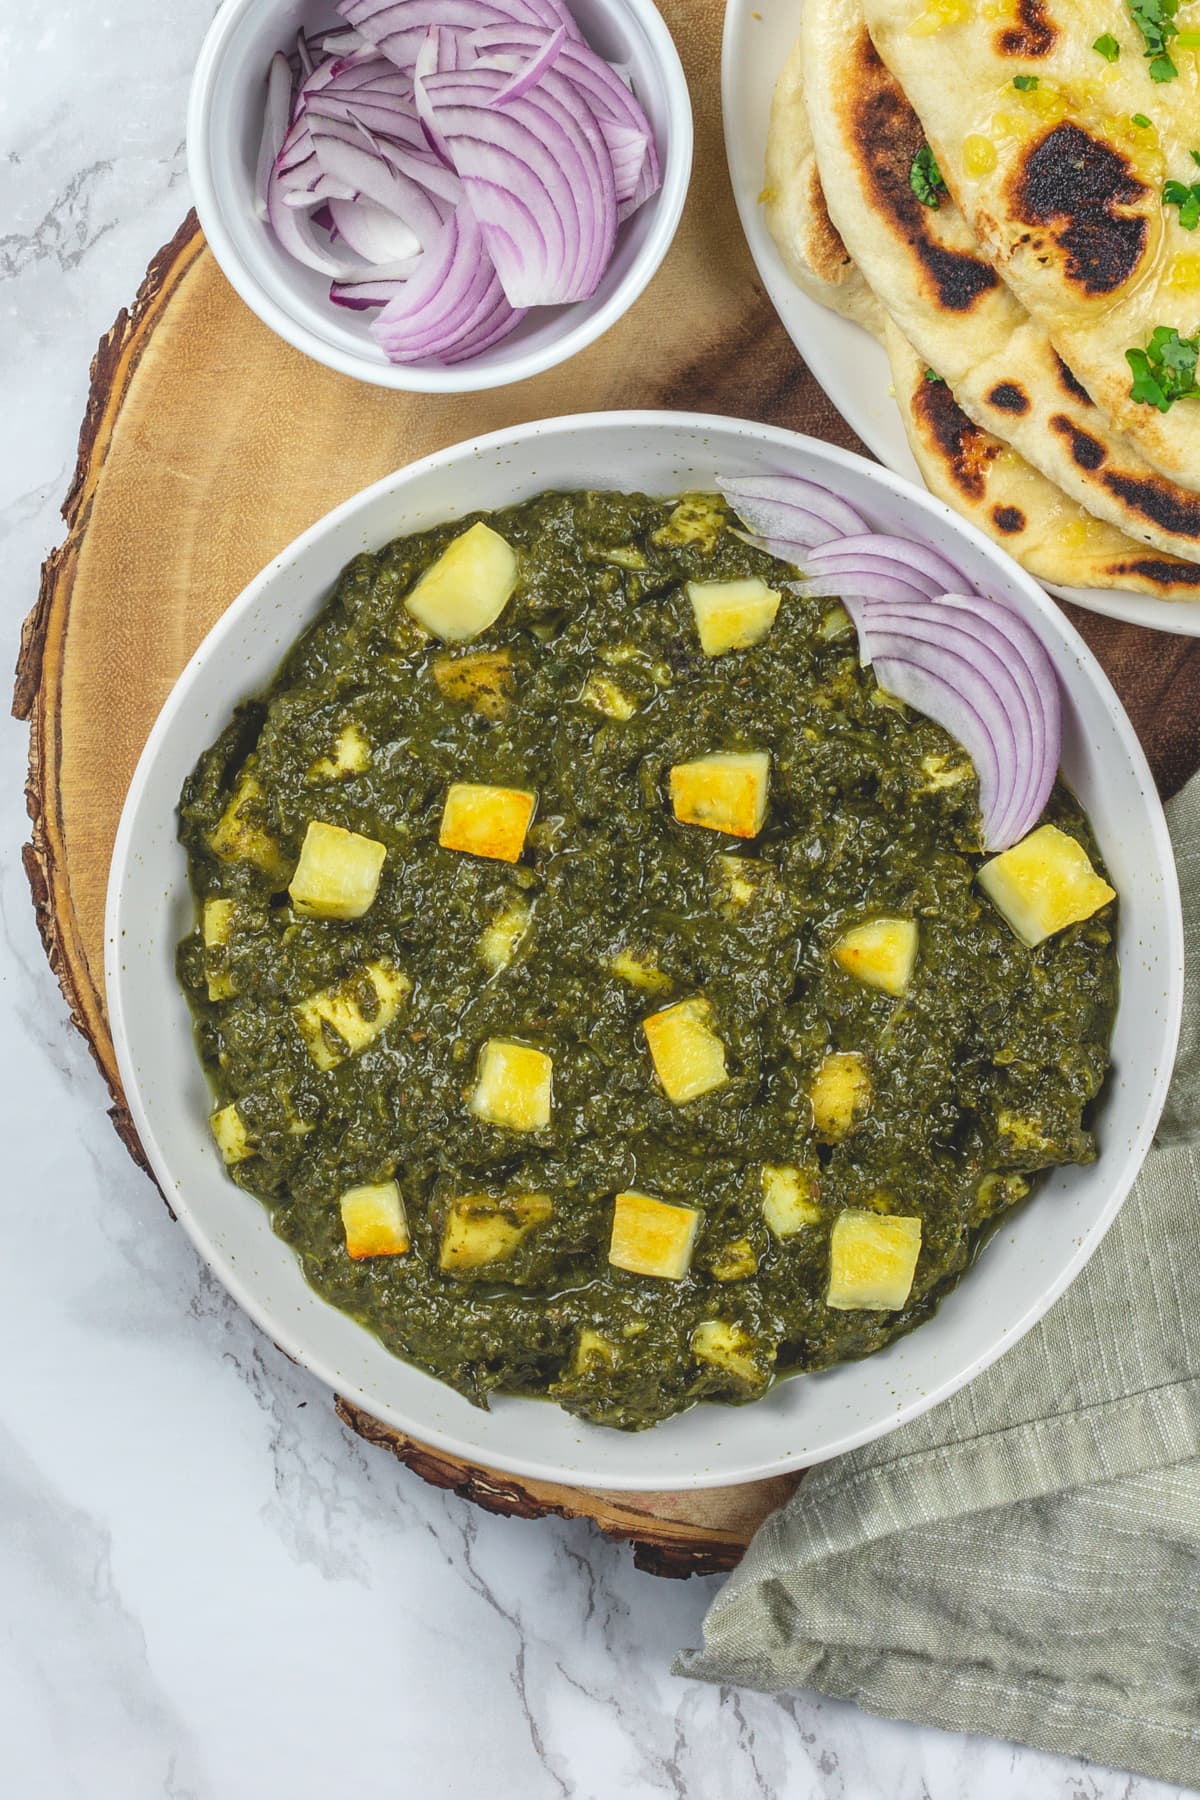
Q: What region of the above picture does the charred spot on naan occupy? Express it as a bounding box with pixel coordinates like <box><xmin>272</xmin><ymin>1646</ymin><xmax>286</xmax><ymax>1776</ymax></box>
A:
<box><xmin>995</xmin><ymin>0</ymin><xmax>1058</xmax><ymax>58</ymax></box>
<box><xmin>1010</xmin><ymin>124</ymin><xmax>1151</xmax><ymax>298</ymax></box>
<box><xmin>913</xmin><ymin>373</ymin><xmax>1002</xmax><ymax>500</ymax></box>
<box><xmin>803</xmin><ymin>159</ymin><xmax>857</xmax><ymax>287</ymax></box>
<box><xmin>1054</xmin><ymin>353</ymin><xmax>1094</xmax><ymax>407</ymax></box>
<box><xmin>987</xmin><ymin>381</ymin><xmax>1031</xmax><ymax>414</ymax></box>
<box><xmin>992</xmin><ymin>505</ymin><xmax>1027</xmax><ymax>533</ymax></box>
<box><xmin>843</xmin><ymin>33</ymin><xmax>999</xmax><ymax>315</ymax></box>
<box><xmin>1101</xmin><ymin>470</ymin><xmax>1200</xmax><ymax>546</ymax></box>
<box><xmin>1051</xmin><ymin>414</ymin><xmax>1107</xmax><ymax>472</ymax></box>
<box><xmin>1102</xmin><ymin>557</ymin><xmax>1200</xmax><ymax>591</ymax></box>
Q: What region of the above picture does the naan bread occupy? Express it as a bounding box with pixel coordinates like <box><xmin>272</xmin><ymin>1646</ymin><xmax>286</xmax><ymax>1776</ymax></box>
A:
<box><xmin>885</xmin><ymin>319</ymin><xmax>1200</xmax><ymax>596</ymax></box>
<box><xmin>763</xmin><ymin>35</ymin><xmax>885</xmax><ymax>338</ymax></box>
<box><xmin>859</xmin><ymin>0</ymin><xmax>1200</xmax><ymax>490</ymax></box>
<box><xmin>800</xmin><ymin>0</ymin><xmax>1200</xmax><ymax>561</ymax></box>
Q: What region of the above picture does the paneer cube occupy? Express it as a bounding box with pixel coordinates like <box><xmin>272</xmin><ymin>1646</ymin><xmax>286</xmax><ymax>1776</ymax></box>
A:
<box><xmin>340</xmin><ymin>1180</ymin><xmax>410</xmax><ymax>1260</ymax></box>
<box><xmin>608</xmin><ymin>1190</ymin><xmax>701</xmax><ymax>1279</ymax></box>
<box><xmin>832</xmin><ymin>918</ymin><xmax>919</xmax><ymax>997</ymax></box>
<box><xmin>404</xmin><ymin>521</ymin><xmax>519</xmax><ymax>641</ymax></box>
<box><xmin>207</xmin><ymin>768</ymin><xmax>287</xmax><ymax>883</ymax></box>
<box><xmin>203</xmin><ymin>898</ymin><xmax>237</xmax><ymax>1001</ymax></box>
<box><xmin>670</xmin><ymin>752</ymin><xmax>770</xmax><ymax>839</ymax></box>
<box><xmin>433</xmin><ymin>648</ymin><xmax>514</xmax><ymax>718</ymax></box>
<box><xmin>580</xmin><ymin>672</ymin><xmax>637</xmax><ymax>720</ymax></box>
<box><xmin>294</xmin><ymin>961</ymin><xmax>410</xmax><ymax>1070</ymax></box>
<box><xmin>439</xmin><ymin>1192</ymin><xmax>553</xmax><ymax>1272</ymax></box>
<box><xmin>439</xmin><ymin>782</ymin><xmax>536</xmax><ymax>863</ymax></box>
<box><xmin>713</xmin><ymin>853</ymin><xmax>762</xmax><ymax>911</ymax></box>
<box><xmin>978</xmin><ymin>824</ymin><xmax>1116</xmax><ymax>948</ymax></box>
<box><xmin>642</xmin><ymin>996</ymin><xmax>729</xmax><ymax>1105</ymax></box>
<box><xmin>288</xmin><ymin>821</ymin><xmax>387</xmax><ymax>921</ymax></box>
<box><xmin>210</xmin><ymin>1103</ymin><xmax>252</xmax><ymax>1165</ymax></box>
<box><xmin>809</xmin><ymin>1051</ymin><xmax>872</xmax><ymax>1142</ymax></box>
<box><xmin>708</xmin><ymin>1237</ymin><xmax>758</xmax><ymax>1281</ymax></box>
<box><xmin>610</xmin><ymin>947</ymin><xmax>671</xmax><ymax>993</ymax></box>
<box><xmin>470</xmin><ymin>1038</ymin><xmax>553</xmax><ymax>1131</ymax></box>
<box><xmin>652</xmin><ymin>494</ymin><xmax>726</xmax><ymax>550</ymax></box>
<box><xmin>762</xmin><ymin>1163</ymin><xmax>822</xmax><ymax>1237</ymax></box>
<box><xmin>687</xmin><ymin>578</ymin><xmax>781</xmax><ymax>656</ymax></box>
<box><xmin>478</xmin><ymin>897</ymin><xmax>532</xmax><ymax>973</ymax></box>
<box><xmin>691</xmin><ymin>1319</ymin><xmax>769</xmax><ymax>1386</ymax></box>
<box><xmin>826</xmin><ymin>1209</ymin><xmax>922</xmax><ymax>1311</ymax></box>
<box><xmin>573</xmin><ymin>1327</ymin><xmax>618</xmax><ymax>1372</ymax></box>
<box><xmin>306</xmin><ymin>722</ymin><xmax>371</xmax><ymax>782</ymax></box>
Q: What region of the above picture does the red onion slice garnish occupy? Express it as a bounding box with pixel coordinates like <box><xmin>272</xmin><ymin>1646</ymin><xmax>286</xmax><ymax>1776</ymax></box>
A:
<box><xmin>417</xmin><ymin>64</ymin><xmax>616</xmax><ymax>305</ymax></box>
<box><xmin>804</xmin><ymin>566</ymin><xmax>944</xmax><ymax>607</ymax></box>
<box><xmin>256</xmin><ymin>53</ymin><xmax>295</xmax><ymax>220</ymax></box>
<box><xmin>491</xmin><ymin>22</ymin><xmax>567</xmax><ymax>104</ymax></box>
<box><xmin>719</xmin><ymin>475</ymin><xmax>871</xmax><ymax>550</ymax></box>
<box><xmin>328</xmin><ymin>196</ymin><xmax>424</xmax><ymax>266</ymax></box>
<box><xmin>340</xmin><ymin>0</ymin><xmax>581</xmax><ymax>65</ymax></box>
<box><xmin>806</xmin><ymin>533</ymin><xmax>967</xmax><ymax>595</ymax></box>
<box><xmin>369</xmin><ymin>202</ymin><xmax>525</xmax><ymax>360</ymax></box>
<box><xmin>848</xmin><ymin>593</ymin><xmax>1060</xmax><ymax>850</ymax></box>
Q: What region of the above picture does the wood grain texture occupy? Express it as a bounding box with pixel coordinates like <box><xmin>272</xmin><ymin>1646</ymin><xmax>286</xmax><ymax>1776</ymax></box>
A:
<box><xmin>13</xmin><ymin>0</ymin><xmax>1200</xmax><ymax>1575</ymax></box>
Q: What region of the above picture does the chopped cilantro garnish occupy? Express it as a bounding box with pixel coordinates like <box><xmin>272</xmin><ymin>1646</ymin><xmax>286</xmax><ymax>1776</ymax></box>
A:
<box><xmin>1093</xmin><ymin>32</ymin><xmax>1121</xmax><ymax>60</ymax></box>
<box><xmin>910</xmin><ymin>144</ymin><xmax>947</xmax><ymax>209</ymax></box>
<box><xmin>1126</xmin><ymin>325</ymin><xmax>1200</xmax><ymax>412</ymax></box>
<box><xmin>1164</xmin><ymin>175</ymin><xmax>1200</xmax><ymax>230</ymax></box>
<box><xmin>1127</xmin><ymin>0</ymin><xmax>1180</xmax><ymax>82</ymax></box>
<box><xmin>1132</xmin><ymin>112</ymin><xmax>1153</xmax><ymax>127</ymax></box>
<box><xmin>1013</xmin><ymin>73</ymin><xmax>1039</xmax><ymax>89</ymax></box>
<box><xmin>924</xmin><ymin>369</ymin><xmax>945</xmax><ymax>383</ymax></box>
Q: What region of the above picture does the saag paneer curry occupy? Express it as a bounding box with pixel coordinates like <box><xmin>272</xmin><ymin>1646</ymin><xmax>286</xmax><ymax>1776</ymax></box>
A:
<box><xmin>177</xmin><ymin>488</ymin><xmax>1118</xmax><ymax>1430</ymax></box>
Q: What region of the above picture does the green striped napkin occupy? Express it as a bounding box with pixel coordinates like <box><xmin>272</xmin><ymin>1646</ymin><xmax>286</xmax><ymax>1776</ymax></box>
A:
<box><xmin>677</xmin><ymin>779</ymin><xmax>1200</xmax><ymax>1790</ymax></box>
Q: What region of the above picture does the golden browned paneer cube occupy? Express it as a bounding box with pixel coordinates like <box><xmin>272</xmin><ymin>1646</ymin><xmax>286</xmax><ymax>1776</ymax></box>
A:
<box><xmin>687</xmin><ymin>578</ymin><xmax>781</xmax><ymax>656</ymax></box>
<box><xmin>288</xmin><ymin>821</ymin><xmax>387</xmax><ymax>921</ymax></box>
<box><xmin>340</xmin><ymin>1181</ymin><xmax>410</xmax><ymax>1260</ymax></box>
<box><xmin>439</xmin><ymin>1192</ymin><xmax>552</xmax><ymax>1272</ymax></box>
<box><xmin>207</xmin><ymin>768</ymin><xmax>287</xmax><ymax>882</ymax></box>
<box><xmin>404</xmin><ymin>521</ymin><xmax>519</xmax><ymax>641</ymax></box>
<box><xmin>440</xmin><ymin>782</ymin><xmax>536</xmax><ymax>864</ymax></box>
<box><xmin>294</xmin><ymin>961</ymin><xmax>410</xmax><ymax>1070</ymax></box>
<box><xmin>670</xmin><ymin>751</ymin><xmax>770</xmax><ymax>839</ymax></box>
<box><xmin>826</xmin><ymin>1209</ymin><xmax>922</xmax><ymax>1311</ymax></box>
<box><xmin>652</xmin><ymin>494</ymin><xmax>726</xmax><ymax>551</ymax></box>
<box><xmin>610</xmin><ymin>947</ymin><xmax>671</xmax><ymax>993</ymax></box>
<box><xmin>832</xmin><ymin>918</ymin><xmax>919</xmax><ymax>998</ymax></box>
<box><xmin>642</xmin><ymin>996</ymin><xmax>729</xmax><ymax>1105</ymax></box>
<box><xmin>433</xmin><ymin>648</ymin><xmax>514</xmax><ymax>719</ymax></box>
<box><xmin>306</xmin><ymin>721</ymin><xmax>371</xmax><ymax>782</ymax></box>
<box><xmin>810</xmin><ymin>1051</ymin><xmax>872</xmax><ymax>1142</ymax></box>
<box><xmin>691</xmin><ymin>1319</ymin><xmax>767</xmax><ymax>1385</ymax></box>
<box><xmin>203</xmin><ymin>898</ymin><xmax>237</xmax><ymax>1001</ymax></box>
<box><xmin>580</xmin><ymin>672</ymin><xmax>637</xmax><ymax>720</ymax></box>
<box><xmin>210</xmin><ymin>1103</ymin><xmax>252</xmax><ymax>1165</ymax></box>
<box><xmin>762</xmin><ymin>1163</ymin><xmax>822</xmax><ymax>1236</ymax></box>
<box><xmin>608</xmin><ymin>1190</ymin><xmax>702</xmax><ymax>1279</ymax></box>
<box><xmin>709</xmin><ymin>1237</ymin><xmax>758</xmax><ymax>1281</ymax></box>
<box><xmin>978</xmin><ymin>824</ymin><xmax>1116</xmax><ymax>948</ymax></box>
<box><xmin>478</xmin><ymin>897</ymin><xmax>531</xmax><ymax>973</ymax></box>
<box><xmin>470</xmin><ymin>1038</ymin><xmax>553</xmax><ymax>1131</ymax></box>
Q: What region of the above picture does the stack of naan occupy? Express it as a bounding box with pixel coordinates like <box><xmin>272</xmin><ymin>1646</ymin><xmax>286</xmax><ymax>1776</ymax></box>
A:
<box><xmin>765</xmin><ymin>0</ymin><xmax>1200</xmax><ymax>598</ymax></box>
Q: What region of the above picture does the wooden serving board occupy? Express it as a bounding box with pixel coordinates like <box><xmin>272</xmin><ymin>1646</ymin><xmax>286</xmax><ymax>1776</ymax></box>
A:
<box><xmin>15</xmin><ymin>0</ymin><xmax>1200</xmax><ymax>1575</ymax></box>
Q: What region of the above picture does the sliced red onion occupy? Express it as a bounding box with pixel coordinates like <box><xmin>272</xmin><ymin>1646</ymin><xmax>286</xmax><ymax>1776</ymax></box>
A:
<box><xmin>318</xmin><ymin>27</ymin><xmax>368</xmax><ymax>54</ymax></box>
<box><xmin>417</xmin><ymin>63</ymin><xmax>616</xmax><ymax>305</ymax></box>
<box><xmin>492</xmin><ymin>22</ymin><xmax>566</xmax><ymax>103</ymax></box>
<box><xmin>330</xmin><ymin>274</ymin><xmax>407</xmax><ymax>308</ymax></box>
<box><xmin>328</xmin><ymin>196</ymin><xmax>424</xmax><ymax>266</ymax></box>
<box><xmin>847</xmin><ymin>593</ymin><xmax>1060</xmax><ymax>850</ymax></box>
<box><xmin>340</xmin><ymin>0</ymin><xmax>580</xmax><ymax>66</ymax></box>
<box><xmin>255</xmin><ymin>53</ymin><xmax>294</xmax><ymax>220</ymax></box>
<box><xmin>369</xmin><ymin>203</ymin><xmax>525</xmax><ymax>360</ymax></box>
<box><xmin>805</xmin><ymin>566</ymin><xmax>941</xmax><ymax>607</ymax></box>
<box><xmin>296</xmin><ymin>28</ymin><xmax>315</xmax><ymax>78</ymax></box>
<box><xmin>807</xmin><ymin>533</ymin><xmax>967</xmax><ymax>595</ymax></box>
<box><xmin>719</xmin><ymin>475</ymin><xmax>871</xmax><ymax>552</ymax></box>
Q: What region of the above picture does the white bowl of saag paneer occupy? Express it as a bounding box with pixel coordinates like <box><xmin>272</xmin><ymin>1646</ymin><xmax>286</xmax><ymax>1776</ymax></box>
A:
<box><xmin>105</xmin><ymin>412</ymin><xmax>1182</xmax><ymax>1490</ymax></box>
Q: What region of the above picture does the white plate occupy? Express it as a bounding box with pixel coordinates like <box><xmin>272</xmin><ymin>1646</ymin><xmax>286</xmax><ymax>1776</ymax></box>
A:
<box><xmin>106</xmin><ymin>410</ymin><xmax>1181</xmax><ymax>1492</ymax></box>
<box><xmin>721</xmin><ymin>0</ymin><xmax>1200</xmax><ymax>638</ymax></box>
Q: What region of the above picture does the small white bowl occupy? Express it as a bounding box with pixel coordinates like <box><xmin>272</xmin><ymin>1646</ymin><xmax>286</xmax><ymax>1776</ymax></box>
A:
<box><xmin>187</xmin><ymin>0</ymin><xmax>692</xmax><ymax>392</ymax></box>
<box><xmin>106</xmin><ymin>412</ymin><xmax>1182</xmax><ymax>1492</ymax></box>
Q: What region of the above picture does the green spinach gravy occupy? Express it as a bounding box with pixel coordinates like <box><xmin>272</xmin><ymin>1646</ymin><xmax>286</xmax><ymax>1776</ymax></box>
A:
<box><xmin>177</xmin><ymin>489</ymin><xmax>1118</xmax><ymax>1430</ymax></box>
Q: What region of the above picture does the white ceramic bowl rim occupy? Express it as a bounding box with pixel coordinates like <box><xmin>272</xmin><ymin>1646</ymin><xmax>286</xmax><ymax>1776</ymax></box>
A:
<box><xmin>106</xmin><ymin>410</ymin><xmax>1184</xmax><ymax>1490</ymax></box>
<box><xmin>186</xmin><ymin>0</ymin><xmax>694</xmax><ymax>393</ymax></box>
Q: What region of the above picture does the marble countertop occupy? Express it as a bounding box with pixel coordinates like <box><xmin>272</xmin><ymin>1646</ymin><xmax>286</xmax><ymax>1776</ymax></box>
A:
<box><xmin>1</xmin><ymin>4</ymin><xmax>1189</xmax><ymax>1795</ymax></box>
